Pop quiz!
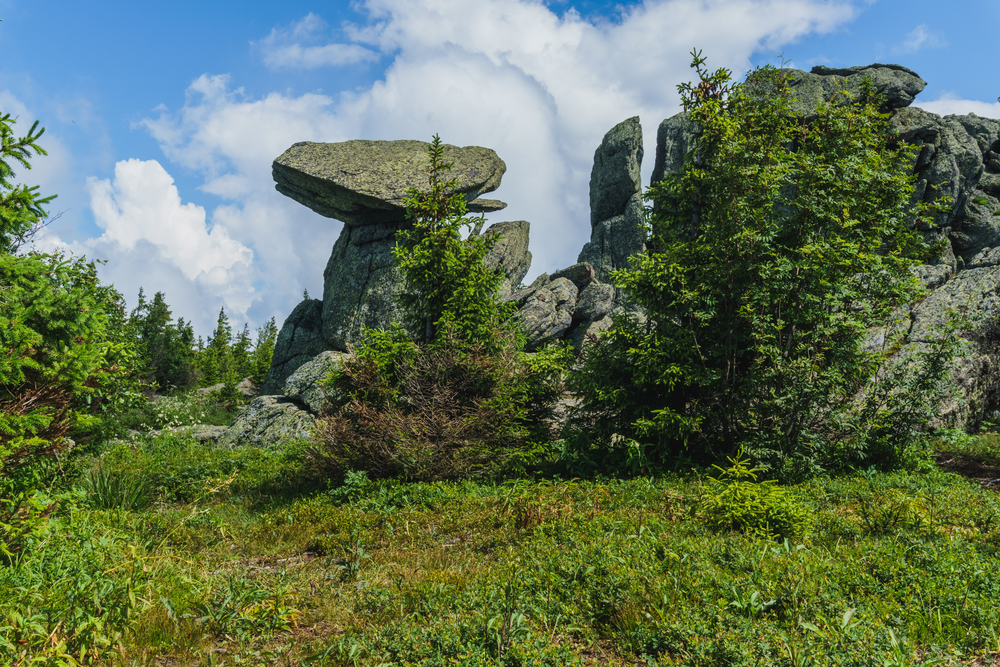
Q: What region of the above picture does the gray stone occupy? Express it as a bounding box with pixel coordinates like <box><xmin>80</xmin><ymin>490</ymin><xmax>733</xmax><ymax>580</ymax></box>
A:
<box><xmin>273</xmin><ymin>140</ymin><xmax>507</xmax><ymax>226</ymax></box>
<box><xmin>590</xmin><ymin>117</ymin><xmax>643</xmax><ymax>226</ymax></box>
<box><xmin>236</xmin><ymin>377</ymin><xmax>258</xmax><ymax>398</ymax></box>
<box><xmin>786</xmin><ymin>64</ymin><xmax>926</xmax><ymax>117</ymax></box>
<box><xmin>196</xmin><ymin>383</ymin><xmax>225</xmax><ymax>396</ymax></box>
<box><xmin>911</xmin><ymin>264</ymin><xmax>953</xmax><ymax>289</ymax></box>
<box><xmin>578</xmin><ymin>193</ymin><xmax>646</xmax><ymax>285</ymax></box>
<box><xmin>550</xmin><ymin>262</ymin><xmax>596</xmax><ymax>290</ymax></box>
<box><xmin>517</xmin><ymin>277</ymin><xmax>578</xmax><ymax>350</ymax></box>
<box><xmin>968</xmin><ymin>247</ymin><xmax>1000</xmax><ymax>269</ymax></box>
<box><xmin>651</xmin><ymin>112</ymin><xmax>698</xmax><ymax>186</ymax></box>
<box><xmin>165</xmin><ymin>425</ymin><xmax>229</xmax><ymax>443</ymax></box>
<box><xmin>261</xmin><ymin>298</ymin><xmax>327</xmax><ymax>395</ymax></box>
<box><xmin>322</xmin><ymin>221</ymin><xmax>409</xmax><ymax>351</ymax></box>
<box><xmin>218</xmin><ymin>395</ymin><xmax>317</xmax><ymax>449</ymax></box>
<box><xmin>283</xmin><ymin>350</ymin><xmax>348</xmax><ymax>414</ymax></box>
<box><xmin>482</xmin><ymin>220</ymin><xmax>532</xmax><ymax>299</ymax></box>
<box><xmin>574</xmin><ymin>282</ymin><xmax>615</xmax><ymax>321</ymax></box>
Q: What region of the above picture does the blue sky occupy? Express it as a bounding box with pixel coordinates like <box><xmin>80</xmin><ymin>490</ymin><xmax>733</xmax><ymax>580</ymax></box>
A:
<box><xmin>1</xmin><ymin>0</ymin><xmax>998</xmax><ymax>337</ymax></box>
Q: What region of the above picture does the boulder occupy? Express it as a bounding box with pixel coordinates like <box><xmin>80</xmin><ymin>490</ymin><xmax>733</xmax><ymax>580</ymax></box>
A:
<box><xmin>261</xmin><ymin>298</ymin><xmax>327</xmax><ymax>395</ymax></box>
<box><xmin>218</xmin><ymin>395</ymin><xmax>317</xmax><ymax>449</ymax></box>
<box><xmin>322</xmin><ymin>221</ymin><xmax>410</xmax><ymax>351</ymax></box>
<box><xmin>165</xmin><ymin>425</ymin><xmax>229</xmax><ymax>443</ymax></box>
<box><xmin>550</xmin><ymin>262</ymin><xmax>596</xmax><ymax>290</ymax></box>
<box><xmin>574</xmin><ymin>282</ymin><xmax>615</xmax><ymax>321</ymax></box>
<box><xmin>482</xmin><ymin>220</ymin><xmax>532</xmax><ymax>299</ymax></box>
<box><xmin>517</xmin><ymin>277</ymin><xmax>579</xmax><ymax>350</ymax></box>
<box><xmin>282</xmin><ymin>350</ymin><xmax>348</xmax><ymax>414</ymax></box>
<box><xmin>590</xmin><ymin>116</ymin><xmax>644</xmax><ymax>226</ymax></box>
<box><xmin>236</xmin><ymin>377</ymin><xmax>258</xmax><ymax>398</ymax></box>
<box><xmin>273</xmin><ymin>140</ymin><xmax>507</xmax><ymax>226</ymax></box>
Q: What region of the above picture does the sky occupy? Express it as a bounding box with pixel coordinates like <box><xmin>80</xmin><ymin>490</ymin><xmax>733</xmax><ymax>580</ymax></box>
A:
<box><xmin>1</xmin><ymin>0</ymin><xmax>998</xmax><ymax>339</ymax></box>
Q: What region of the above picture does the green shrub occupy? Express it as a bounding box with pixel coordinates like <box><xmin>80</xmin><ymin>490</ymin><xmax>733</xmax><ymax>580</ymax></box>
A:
<box><xmin>311</xmin><ymin>328</ymin><xmax>568</xmax><ymax>481</ymax></box>
<box><xmin>698</xmin><ymin>450</ymin><xmax>812</xmax><ymax>539</ymax></box>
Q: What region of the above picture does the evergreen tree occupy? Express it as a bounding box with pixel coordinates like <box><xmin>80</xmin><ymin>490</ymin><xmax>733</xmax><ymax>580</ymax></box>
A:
<box><xmin>129</xmin><ymin>289</ymin><xmax>196</xmax><ymax>392</ymax></box>
<box><xmin>0</xmin><ymin>108</ymin><xmax>55</xmax><ymax>253</ymax></box>
<box><xmin>394</xmin><ymin>134</ymin><xmax>515</xmax><ymax>348</ymax></box>
<box><xmin>252</xmin><ymin>317</ymin><xmax>278</xmax><ymax>384</ymax></box>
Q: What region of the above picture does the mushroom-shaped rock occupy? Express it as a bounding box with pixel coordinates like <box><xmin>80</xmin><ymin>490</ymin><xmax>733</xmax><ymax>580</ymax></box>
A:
<box><xmin>273</xmin><ymin>140</ymin><xmax>507</xmax><ymax>225</ymax></box>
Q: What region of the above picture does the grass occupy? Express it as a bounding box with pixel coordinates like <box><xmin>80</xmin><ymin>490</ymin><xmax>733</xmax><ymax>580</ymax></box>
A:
<box><xmin>3</xmin><ymin>394</ymin><xmax>1000</xmax><ymax>665</ymax></box>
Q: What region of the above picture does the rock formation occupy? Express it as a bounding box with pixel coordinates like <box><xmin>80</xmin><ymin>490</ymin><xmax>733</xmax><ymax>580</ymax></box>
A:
<box><xmin>260</xmin><ymin>298</ymin><xmax>325</xmax><ymax>395</ymax></box>
<box><xmin>651</xmin><ymin>64</ymin><xmax>1000</xmax><ymax>429</ymax></box>
<box><xmin>578</xmin><ymin>117</ymin><xmax>646</xmax><ymax>291</ymax></box>
<box><xmin>223</xmin><ymin>62</ymin><xmax>1000</xmax><ymax>449</ymax></box>
<box><xmin>273</xmin><ymin>140</ymin><xmax>507</xmax><ymax>225</ymax></box>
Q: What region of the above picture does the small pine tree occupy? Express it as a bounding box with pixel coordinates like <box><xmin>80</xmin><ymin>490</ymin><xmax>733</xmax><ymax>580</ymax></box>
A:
<box><xmin>393</xmin><ymin>134</ymin><xmax>515</xmax><ymax>349</ymax></box>
<box><xmin>252</xmin><ymin>317</ymin><xmax>278</xmax><ymax>384</ymax></box>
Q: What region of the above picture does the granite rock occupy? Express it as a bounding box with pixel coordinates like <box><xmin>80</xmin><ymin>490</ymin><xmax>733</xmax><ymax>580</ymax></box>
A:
<box><xmin>218</xmin><ymin>395</ymin><xmax>317</xmax><ymax>449</ymax></box>
<box><xmin>261</xmin><ymin>298</ymin><xmax>327</xmax><ymax>395</ymax></box>
<box><xmin>590</xmin><ymin>116</ymin><xmax>644</xmax><ymax>226</ymax></box>
<box><xmin>482</xmin><ymin>220</ymin><xmax>532</xmax><ymax>299</ymax></box>
<box><xmin>273</xmin><ymin>140</ymin><xmax>507</xmax><ymax>226</ymax></box>
<box><xmin>282</xmin><ymin>350</ymin><xmax>348</xmax><ymax>414</ymax></box>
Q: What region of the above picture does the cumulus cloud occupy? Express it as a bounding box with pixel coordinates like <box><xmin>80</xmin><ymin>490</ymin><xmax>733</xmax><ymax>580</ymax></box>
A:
<box><xmin>914</xmin><ymin>94</ymin><xmax>1000</xmax><ymax>119</ymax></box>
<box><xmin>255</xmin><ymin>13</ymin><xmax>379</xmax><ymax>69</ymax></box>
<box><xmin>72</xmin><ymin>159</ymin><xmax>257</xmax><ymax>330</ymax></box>
<box><xmin>892</xmin><ymin>24</ymin><xmax>945</xmax><ymax>55</ymax></box>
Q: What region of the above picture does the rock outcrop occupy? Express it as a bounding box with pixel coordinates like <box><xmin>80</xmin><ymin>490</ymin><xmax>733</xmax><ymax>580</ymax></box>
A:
<box><xmin>483</xmin><ymin>220</ymin><xmax>532</xmax><ymax>300</ymax></box>
<box><xmin>578</xmin><ymin>117</ymin><xmax>646</xmax><ymax>289</ymax></box>
<box><xmin>261</xmin><ymin>298</ymin><xmax>326</xmax><ymax>395</ymax></box>
<box><xmin>650</xmin><ymin>63</ymin><xmax>1000</xmax><ymax>429</ymax></box>
<box><xmin>228</xmin><ymin>62</ymin><xmax>1000</xmax><ymax>451</ymax></box>
<box><xmin>220</xmin><ymin>351</ymin><xmax>349</xmax><ymax>449</ymax></box>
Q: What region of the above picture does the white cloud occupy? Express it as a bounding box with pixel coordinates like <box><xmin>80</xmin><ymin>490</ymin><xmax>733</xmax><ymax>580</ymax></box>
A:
<box><xmin>57</xmin><ymin>159</ymin><xmax>257</xmax><ymax>332</ymax></box>
<box><xmin>255</xmin><ymin>12</ymin><xmax>379</xmax><ymax>69</ymax></box>
<box><xmin>85</xmin><ymin>159</ymin><xmax>252</xmax><ymax>281</ymax></box>
<box><xmin>892</xmin><ymin>24</ymin><xmax>945</xmax><ymax>55</ymax></box>
<box><xmin>914</xmin><ymin>94</ymin><xmax>1000</xmax><ymax>120</ymax></box>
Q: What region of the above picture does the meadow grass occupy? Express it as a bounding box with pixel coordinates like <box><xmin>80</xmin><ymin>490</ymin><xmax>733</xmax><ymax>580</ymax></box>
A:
<box><xmin>3</xmin><ymin>395</ymin><xmax>1000</xmax><ymax>666</ymax></box>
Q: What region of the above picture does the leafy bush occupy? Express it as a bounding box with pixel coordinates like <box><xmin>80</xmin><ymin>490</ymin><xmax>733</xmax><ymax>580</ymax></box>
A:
<box><xmin>697</xmin><ymin>450</ymin><xmax>812</xmax><ymax>539</ymax></box>
<box><xmin>568</xmin><ymin>51</ymin><xmax>954</xmax><ymax>475</ymax></box>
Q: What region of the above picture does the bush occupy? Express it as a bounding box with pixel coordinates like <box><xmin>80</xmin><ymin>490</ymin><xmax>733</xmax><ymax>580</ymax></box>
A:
<box><xmin>310</xmin><ymin>327</ymin><xmax>568</xmax><ymax>481</ymax></box>
<box><xmin>309</xmin><ymin>136</ymin><xmax>569</xmax><ymax>482</ymax></box>
<box><xmin>1</xmin><ymin>252</ymin><xmax>140</xmax><ymax>561</ymax></box>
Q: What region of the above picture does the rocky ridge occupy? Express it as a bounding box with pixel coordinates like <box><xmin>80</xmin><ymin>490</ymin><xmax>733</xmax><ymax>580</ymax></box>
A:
<box><xmin>222</xmin><ymin>63</ymin><xmax>1000</xmax><ymax>448</ymax></box>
